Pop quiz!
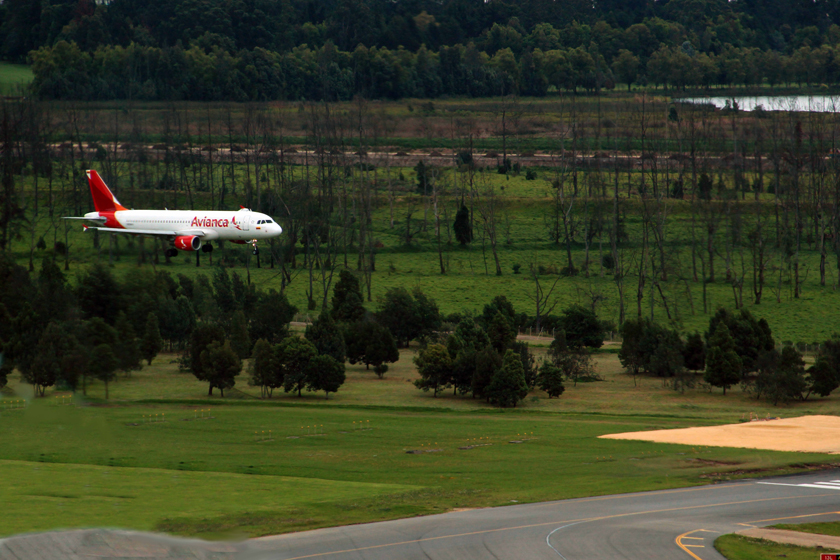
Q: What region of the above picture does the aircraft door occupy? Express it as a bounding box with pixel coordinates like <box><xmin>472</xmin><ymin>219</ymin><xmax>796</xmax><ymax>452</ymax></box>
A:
<box><xmin>241</xmin><ymin>210</ymin><xmax>250</xmax><ymax>231</ymax></box>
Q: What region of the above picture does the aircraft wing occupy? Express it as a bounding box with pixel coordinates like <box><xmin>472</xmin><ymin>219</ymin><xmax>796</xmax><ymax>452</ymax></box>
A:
<box><xmin>81</xmin><ymin>225</ymin><xmax>209</xmax><ymax>237</ymax></box>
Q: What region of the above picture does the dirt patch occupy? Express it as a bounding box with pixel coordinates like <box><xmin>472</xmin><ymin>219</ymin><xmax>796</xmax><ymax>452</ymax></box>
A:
<box><xmin>600</xmin><ymin>415</ymin><xmax>840</xmax><ymax>454</ymax></box>
<box><xmin>406</xmin><ymin>449</ymin><xmax>442</xmax><ymax>454</ymax></box>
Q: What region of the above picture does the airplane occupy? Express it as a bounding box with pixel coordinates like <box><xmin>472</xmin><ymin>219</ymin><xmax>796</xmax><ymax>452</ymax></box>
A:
<box><xmin>65</xmin><ymin>170</ymin><xmax>282</xmax><ymax>257</ymax></box>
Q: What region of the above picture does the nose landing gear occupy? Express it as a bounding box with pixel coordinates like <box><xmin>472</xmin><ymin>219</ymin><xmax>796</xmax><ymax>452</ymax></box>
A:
<box><xmin>251</xmin><ymin>239</ymin><xmax>259</xmax><ymax>256</ymax></box>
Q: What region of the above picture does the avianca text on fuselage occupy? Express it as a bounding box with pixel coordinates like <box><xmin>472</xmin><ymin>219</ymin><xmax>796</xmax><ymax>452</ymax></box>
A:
<box><xmin>64</xmin><ymin>170</ymin><xmax>282</xmax><ymax>256</ymax></box>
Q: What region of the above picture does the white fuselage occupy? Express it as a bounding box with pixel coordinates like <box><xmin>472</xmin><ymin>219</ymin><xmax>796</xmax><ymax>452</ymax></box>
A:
<box><xmin>83</xmin><ymin>208</ymin><xmax>282</xmax><ymax>242</ymax></box>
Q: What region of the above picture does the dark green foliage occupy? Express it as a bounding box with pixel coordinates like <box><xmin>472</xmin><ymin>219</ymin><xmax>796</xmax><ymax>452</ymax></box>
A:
<box><xmin>158</xmin><ymin>295</ymin><xmax>196</xmax><ymax>349</ymax></box>
<box><xmin>248</xmin><ymin>338</ymin><xmax>276</xmax><ymax>398</ymax></box>
<box><xmin>277</xmin><ymin>336</ymin><xmax>318</xmax><ymax>397</ymax></box>
<box><xmin>5</xmin><ymin>304</ymin><xmax>43</xmax><ymax>379</ymax></box>
<box><xmin>306</xmin><ymin>354</ymin><xmax>346</xmax><ymax>398</ymax></box>
<box><xmin>447</xmin><ymin>318</ymin><xmax>491</xmax><ymax>357</ymax></box>
<box><xmin>648</xmin><ymin>333</ymin><xmax>685</xmax><ymax>378</ymax></box>
<box><xmin>114</xmin><ymin>311</ymin><xmax>142</xmax><ymax>374</ymax></box>
<box><xmin>683</xmin><ymin>332</ymin><xmax>706</xmax><ymax>371</ymax></box>
<box><xmin>472</xmin><ymin>344</ymin><xmax>502</xmax><ymax>399</ymax></box>
<box><xmin>212</xmin><ymin>267</ymin><xmax>237</xmax><ymax>316</ymax></box>
<box><xmin>755</xmin><ymin>347</ymin><xmax>807</xmax><ymax>405</ymax></box>
<box><xmin>537</xmin><ymin>360</ymin><xmax>565</xmax><ymax>398</ymax></box>
<box><xmin>76</xmin><ymin>263</ymin><xmax>122</xmax><ymax>324</ymax></box>
<box><xmin>704</xmin><ymin>323</ymin><xmax>742</xmax><ymax>395</ymax></box>
<box><xmin>706</xmin><ymin>308</ymin><xmax>774</xmax><ymax>375</ymax></box>
<box><xmin>188</xmin><ymin>324</ymin><xmax>226</xmax><ymax>394</ymax></box>
<box><xmin>200</xmin><ymin>340</ymin><xmax>240</xmax><ymax>398</ymax></box>
<box><xmin>413</xmin><ymin>343</ymin><xmax>452</xmax><ymax>397</ymax></box>
<box><xmin>453</xmin><ymin>204</ymin><xmax>472</xmax><ymax>245</ymax></box>
<box><xmin>414</xmin><ymin>160</ymin><xmax>433</xmax><ymax>195</ymax></box>
<box><xmin>249</xmin><ymin>289</ymin><xmax>297</xmax><ymax>344</ymax></box>
<box><xmin>697</xmin><ymin>173</ymin><xmax>713</xmax><ymax>200</ymax></box>
<box><xmin>229</xmin><ymin>310</ymin><xmax>252</xmax><ymax>359</ymax></box>
<box><xmin>807</xmin><ymin>335</ymin><xmax>840</xmax><ymax>398</ymax></box>
<box><xmin>450</xmin><ymin>348</ymin><xmax>477</xmax><ymax>396</ymax></box>
<box><xmin>140</xmin><ymin>312</ymin><xmax>163</xmax><ymax>365</ymax></box>
<box><xmin>487</xmin><ymin>311</ymin><xmax>517</xmax><ymax>354</ymax></box>
<box><xmin>344</xmin><ymin>320</ymin><xmax>399</xmax><ymax>374</ymax></box>
<box><xmin>377</xmin><ymin>287</ymin><xmax>441</xmax><ymax>347</ymax></box>
<box><xmin>547</xmin><ymin>329</ymin><xmax>568</xmax><ymax>363</ymax></box>
<box><xmin>331</xmin><ymin>270</ymin><xmax>366</xmax><ymax>324</ymax></box>
<box><xmin>558</xmin><ymin>304</ymin><xmax>604</xmax><ymax>349</ymax></box>
<box><xmin>89</xmin><ymin>344</ymin><xmax>118</xmax><ymax>399</ymax></box>
<box><xmin>480</xmin><ymin>296</ymin><xmax>517</xmax><ymax>330</ymax></box>
<box><xmin>305</xmin><ymin>311</ymin><xmax>346</xmax><ymax>363</ymax></box>
<box><xmin>512</xmin><ymin>341</ymin><xmax>537</xmax><ymax>389</ymax></box>
<box><xmin>618</xmin><ymin>318</ymin><xmax>684</xmax><ymax>380</ymax></box>
<box><xmin>26</xmin><ymin>322</ymin><xmax>72</xmax><ymax>396</ymax></box>
<box><xmin>488</xmin><ymin>349</ymin><xmax>529</xmax><ymax>408</ymax></box>
<box><xmin>34</xmin><ymin>258</ymin><xmax>74</xmax><ymax>322</ymax></box>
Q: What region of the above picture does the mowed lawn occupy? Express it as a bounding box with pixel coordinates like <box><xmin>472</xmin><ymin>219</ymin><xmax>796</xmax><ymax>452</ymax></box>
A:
<box><xmin>0</xmin><ymin>459</ymin><xmax>415</xmax><ymax>538</ymax></box>
<box><xmin>0</xmin><ymin>390</ymin><xmax>836</xmax><ymax>538</ymax></box>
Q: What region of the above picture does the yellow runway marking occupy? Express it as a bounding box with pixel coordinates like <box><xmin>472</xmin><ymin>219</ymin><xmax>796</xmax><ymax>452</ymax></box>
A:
<box><xmin>279</xmin><ymin>493</ymin><xmax>835</xmax><ymax>560</ymax></box>
<box><xmin>676</xmin><ymin>530</ymin><xmax>712</xmax><ymax>560</ymax></box>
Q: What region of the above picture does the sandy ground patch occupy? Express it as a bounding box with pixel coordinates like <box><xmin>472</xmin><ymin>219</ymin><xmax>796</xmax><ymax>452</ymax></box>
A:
<box><xmin>599</xmin><ymin>415</ymin><xmax>840</xmax><ymax>453</ymax></box>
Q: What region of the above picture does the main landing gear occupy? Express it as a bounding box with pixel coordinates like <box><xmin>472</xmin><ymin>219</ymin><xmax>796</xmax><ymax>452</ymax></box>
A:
<box><xmin>165</xmin><ymin>248</ymin><xmax>178</xmax><ymax>258</ymax></box>
<box><xmin>201</xmin><ymin>243</ymin><xmax>213</xmax><ymax>253</ymax></box>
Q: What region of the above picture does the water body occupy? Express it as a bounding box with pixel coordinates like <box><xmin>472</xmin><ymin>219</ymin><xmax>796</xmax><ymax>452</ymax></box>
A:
<box><xmin>676</xmin><ymin>95</ymin><xmax>840</xmax><ymax>113</ymax></box>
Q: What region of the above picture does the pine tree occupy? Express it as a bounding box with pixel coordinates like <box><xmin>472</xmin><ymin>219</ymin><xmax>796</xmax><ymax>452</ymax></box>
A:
<box><xmin>683</xmin><ymin>332</ymin><xmax>706</xmax><ymax>371</ymax></box>
<box><xmin>114</xmin><ymin>311</ymin><xmax>142</xmax><ymax>374</ymax></box>
<box><xmin>331</xmin><ymin>270</ymin><xmax>366</xmax><ymax>323</ymax></box>
<box><xmin>141</xmin><ymin>312</ymin><xmax>163</xmax><ymax>365</ymax></box>
<box><xmin>488</xmin><ymin>349</ymin><xmax>529</xmax><ymax>408</ymax></box>
<box><xmin>89</xmin><ymin>344</ymin><xmax>118</xmax><ymax>399</ymax></box>
<box><xmin>472</xmin><ymin>344</ymin><xmax>502</xmax><ymax>400</ymax></box>
<box><xmin>704</xmin><ymin>323</ymin><xmax>741</xmax><ymax>395</ymax></box>
<box><xmin>248</xmin><ymin>338</ymin><xmax>276</xmax><ymax>398</ymax></box>
<box><xmin>453</xmin><ymin>204</ymin><xmax>472</xmax><ymax>245</ymax></box>
<box><xmin>488</xmin><ymin>311</ymin><xmax>516</xmax><ymax>354</ymax></box>
<box><xmin>305</xmin><ymin>310</ymin><xmax>346</xmax><ymax>363</ymax></box>
<box><xmin>230</xmin><ymin>310</ymin><xmax>252</xmax><ymax>359</ymax></box>
<box><xmin>537</xmin><ymin>360</ymin><xmax>565</xmax><ymax>398</ymax></box>
<box><xmin>413</xmin><ymin>343</ymin><xmax>452</xmax><ymax>397</ymax></box>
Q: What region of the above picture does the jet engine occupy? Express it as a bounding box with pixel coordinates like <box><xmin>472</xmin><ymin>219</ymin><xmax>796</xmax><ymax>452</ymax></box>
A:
<box><xmin>174</xmin><ymin>235</ymin><xmax>202</xmax><ymax>251</ymax></box>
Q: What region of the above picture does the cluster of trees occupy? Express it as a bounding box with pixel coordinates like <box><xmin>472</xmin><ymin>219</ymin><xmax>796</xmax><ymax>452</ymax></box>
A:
<box><xmin>619</xmin><ymin>308</ymin><xmax>840</xmax><ymax>404</ymax></box>
<box><xmin>0</xmin><ymin>255</ymin><xmax>164</xmax><ymax>396</ymax></box>
<box><xmin>10</xmin><ymin>0</ymin><xmax>840</xmax><ymax>100</ymax></box>
<box><xmin>28</xmin><ymin>38</ymin><xmax>840</xmax><ymax>101</ymax></box>
<box><xmin>413</xmin><ymin>295</ymin><xmax>605</xmax><ymax>407</ymax></box>
<box><xmin>0</xmin><ymin>252</ymin><xmax>298</xmax><ymax>397</ymax></box>
<box><xmin>7</xmin><ymin>0</ymin><xmax>835</xmax><ymax>62</ymax></box>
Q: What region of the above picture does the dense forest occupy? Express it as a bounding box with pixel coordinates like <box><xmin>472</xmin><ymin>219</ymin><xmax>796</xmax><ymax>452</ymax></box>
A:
<box><xmin>5</xmin><ymin>0</ymin><xmax>840</xmax><ymax>100</ymax></box>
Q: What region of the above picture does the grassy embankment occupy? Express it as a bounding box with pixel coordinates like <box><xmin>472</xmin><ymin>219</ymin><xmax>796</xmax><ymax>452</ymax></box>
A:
<box><xmin>3</xmin><ymin>346</ymin><xmax>838</xmax><ymax>539</ymax></box>
<box><xmin>715</xmin><ymin>534</ymin><xmax>830</xmax><ymax>560</ymax></box>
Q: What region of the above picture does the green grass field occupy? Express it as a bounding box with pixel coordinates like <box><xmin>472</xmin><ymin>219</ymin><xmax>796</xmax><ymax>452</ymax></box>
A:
<box><xmin>3</xmin><ymin>349</ymin><xmax>839</xmax><ymax>539</ymax></box>
<box><xmin>715</xmin><ymin>534</ymin><xmax>827</xmax><ymax>560</ymax></box>
<box><xmin>0</xmin><ymin>62</ymin><xmax>33</xmax><ymax>95</ymax></box>
<box><xmin>773</xmin><ymin>521</ymin><xmax>840</xmax><ymax>537</ymax></box>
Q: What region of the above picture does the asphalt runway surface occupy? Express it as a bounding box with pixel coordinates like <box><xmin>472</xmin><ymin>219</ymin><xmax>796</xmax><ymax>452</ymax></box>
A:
<box><xmin>3</xmin><ymin>470</ymin><xmax>840</xmax><ymax>559</ymax></box>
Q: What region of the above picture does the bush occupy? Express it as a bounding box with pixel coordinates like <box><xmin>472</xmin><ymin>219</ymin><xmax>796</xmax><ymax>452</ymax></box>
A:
<box><xmin>525</xmin><ymin>169</ymin><xmax>537</xmax><ymax>180</ymax></box>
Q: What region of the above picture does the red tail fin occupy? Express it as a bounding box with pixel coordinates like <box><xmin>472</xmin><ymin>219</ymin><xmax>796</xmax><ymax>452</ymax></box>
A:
<box><xmin>87</xmin><ymin>170</ymin><xmax>127</xmax><ymax>213</ymax></box>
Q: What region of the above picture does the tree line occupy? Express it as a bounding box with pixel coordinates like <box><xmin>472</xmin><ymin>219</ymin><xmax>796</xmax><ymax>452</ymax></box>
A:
<box><xmin>28</xmin><ymin>37</ymin><xmax>840</xmax><ymax>102</ymax></box>
<box><xmin>618</xmin><ymin>307</ymin><xmax>840</xmax><ymax>405</ymax></box>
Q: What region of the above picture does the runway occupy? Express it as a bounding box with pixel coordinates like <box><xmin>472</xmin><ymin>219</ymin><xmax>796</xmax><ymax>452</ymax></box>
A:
<box><xmin>3</xmin><ymin>470</ymin><xmax>840</xmax><ymax>559</ymax></box>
